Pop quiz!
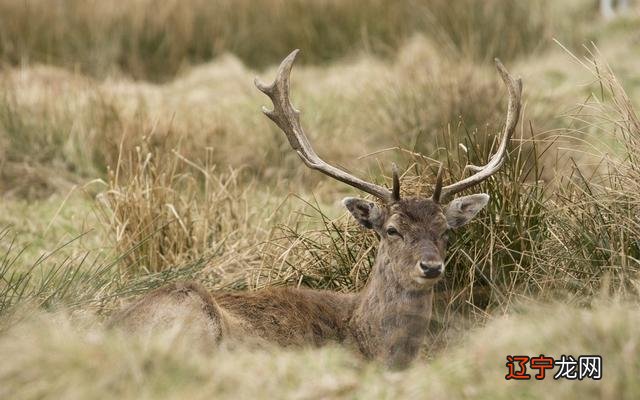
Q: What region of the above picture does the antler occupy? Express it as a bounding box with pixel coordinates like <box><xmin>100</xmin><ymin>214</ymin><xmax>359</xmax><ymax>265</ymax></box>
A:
<box><xmin>433</xmin><ymin>58</ymin><xmax>523</xmax><ymax>203</ymax></box>
<box><xmin>255</xmin><ymin>49</ymin><xmax>400</xmax><ymax>202</ymax></box>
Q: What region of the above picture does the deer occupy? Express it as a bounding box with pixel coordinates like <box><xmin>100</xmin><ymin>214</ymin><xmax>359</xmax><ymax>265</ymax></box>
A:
<box><xmin>110</xmin><ymin>50</ymin><xmax>522</xmax><ymax>369</ymax></box>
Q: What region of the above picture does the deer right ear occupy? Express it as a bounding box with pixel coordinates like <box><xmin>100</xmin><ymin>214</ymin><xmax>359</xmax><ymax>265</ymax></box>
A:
<box><xmin>445</xmin><ymin>193</ymin><xmax>490</xmax><ymax>229</ymax></box>
<box><xmin>342</xmin><ymin>197</ymin><xmax>385</xmax><ymax>230</ymax></box>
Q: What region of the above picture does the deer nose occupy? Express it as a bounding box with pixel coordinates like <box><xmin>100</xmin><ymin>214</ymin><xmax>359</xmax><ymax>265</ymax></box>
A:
<box><xmin>419</xmin><ymin>261</ymin><xmax>443</xmax><ymax>279</ymax></box>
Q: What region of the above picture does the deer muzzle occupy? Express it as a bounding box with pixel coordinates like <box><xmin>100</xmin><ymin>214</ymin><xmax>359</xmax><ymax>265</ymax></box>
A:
<box><xmin>419</xmin><ymin>261</ymin><xmax>443</xmax><ymax>279</ymax></box>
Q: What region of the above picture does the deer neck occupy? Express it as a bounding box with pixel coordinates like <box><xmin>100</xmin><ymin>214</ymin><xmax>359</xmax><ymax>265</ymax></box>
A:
<box><xmin>349</xmin><ymin>244</ymin><xmax>434</xmax><ymax>367</ymax></box>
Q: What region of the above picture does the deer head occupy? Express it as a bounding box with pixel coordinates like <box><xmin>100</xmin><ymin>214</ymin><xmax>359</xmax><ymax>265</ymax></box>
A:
<box><xmin>255</xmin><ymin>50</ymin><xmax>522</xmax><ymax>290</ymax></box>
<box><xmin>342</xmin><ymin>194</ymin><xmax>489</xmax><ymax>289</ymax></box>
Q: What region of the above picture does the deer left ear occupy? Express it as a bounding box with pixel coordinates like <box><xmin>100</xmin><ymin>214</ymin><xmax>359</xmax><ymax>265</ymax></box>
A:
<box><xmin>342</xmin><ymin>197</ymin><xmax>385</xmax><ymax>230</ymax></box>
<box><xmin>445</xmin><ymin>194</ymin><xmax>489</xmax><ymax>229</ymax></box>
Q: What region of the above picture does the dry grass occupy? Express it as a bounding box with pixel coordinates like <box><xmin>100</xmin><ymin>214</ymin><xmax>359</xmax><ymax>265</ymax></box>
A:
<box><xmin>1</xmin><ymin>299</ymin><xmax>638</xmax><ymax>399</ymax></box>
<box><xmin>0</xmin><ymin>0</ymin><xmax>591</xmax><ymax>81</ymax></box>
<box><xmin>542</xmin><ymin>51</ymin><xmax>640</xmax><ymax>298</ymax></box>
<box><xmin>0</xmin><ymin>36</ymin><xmax>578</xmax><ymax>200</ymax></box>
<box><xmin>95</xmin><ymin>132</ymin><xmax>264</xmax><ymax>274</ymax></box>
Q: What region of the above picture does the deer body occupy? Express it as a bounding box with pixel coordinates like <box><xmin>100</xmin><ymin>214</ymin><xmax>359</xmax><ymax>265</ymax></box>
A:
<box><xmin>112</xmin><ymin>50</ymin><xmax>522</xmax><ymax>369</ymax></box>
<box><xmin>112</xmin><ymin>242</ymin><xmax>435</xmax><ymax>368</ymax></box>
<box><xmin>215</xmin><ymin>287</ymin><xmax>356</xmax><ymax>346</ymax></box>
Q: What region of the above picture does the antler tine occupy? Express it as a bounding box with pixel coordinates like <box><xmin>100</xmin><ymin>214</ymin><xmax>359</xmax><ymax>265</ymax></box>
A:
<box><xmin>431</xmin><ymin>164</ymin><xmax>444</xmax><ymax>202</ymax></box>
<box><xmin>255</xmin><ymin>50</ymin><xmax>394</xmax><ymax>202</ymax></box>
<box><xmin>436</xmin><ymin>58</ymin><xmax>523</xmax><ymax>203</ymax></box>
<box><xmin>391</xmin><ymin>163</ymin><xmax>401</xmax><ymax>202</ymax></box>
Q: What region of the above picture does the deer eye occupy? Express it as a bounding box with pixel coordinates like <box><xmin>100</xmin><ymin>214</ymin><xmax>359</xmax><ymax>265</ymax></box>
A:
<box><xmin>386</xmin><ymin>227</ymin><xmax>401</xmax><ymax>237</ymax></box>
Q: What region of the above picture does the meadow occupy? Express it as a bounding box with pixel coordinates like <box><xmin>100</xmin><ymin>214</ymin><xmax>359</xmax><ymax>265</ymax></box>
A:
<box><xmin>1</xmin><ymin>0</ymin><xmax>640</xmax><ymax>398</ymax></box>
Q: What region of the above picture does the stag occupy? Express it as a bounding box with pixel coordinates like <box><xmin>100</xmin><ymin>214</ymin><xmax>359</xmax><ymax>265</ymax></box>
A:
<box><xmin>112</xmin><ymin>50</ymin><xmax>522</xmax><ymax>369</ymax></box>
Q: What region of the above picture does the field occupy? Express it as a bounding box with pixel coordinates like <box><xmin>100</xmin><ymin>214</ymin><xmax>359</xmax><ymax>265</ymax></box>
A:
<box><xmin>1</xmin><ymin>0</ymin><xmax>640</xmax><ymax>398</ymax></box>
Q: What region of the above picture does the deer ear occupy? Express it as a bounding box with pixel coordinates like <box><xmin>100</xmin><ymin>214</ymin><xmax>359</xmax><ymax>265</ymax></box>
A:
<box><xmin>342</xmin><ymin>197</ymin><xmax>385</xmax><ymax>230</ymax></box>
<box><xmin>445</xmin><ymin>194</ymin><xmax>489</xmax><ymax>229</ymax></box>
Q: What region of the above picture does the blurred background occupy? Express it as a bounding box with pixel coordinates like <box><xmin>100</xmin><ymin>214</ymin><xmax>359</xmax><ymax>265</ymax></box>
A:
<box><xmin>1</xmin><ymin>1</ymin><xmax>640</xmax><ymax>398</ymax></box>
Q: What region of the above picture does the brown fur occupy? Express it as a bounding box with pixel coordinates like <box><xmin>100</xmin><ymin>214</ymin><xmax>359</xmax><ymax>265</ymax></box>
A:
<box><xmin>112</xmin><ymin>196</ymin><xmax>487</xmax><ymax>369</ymax></box>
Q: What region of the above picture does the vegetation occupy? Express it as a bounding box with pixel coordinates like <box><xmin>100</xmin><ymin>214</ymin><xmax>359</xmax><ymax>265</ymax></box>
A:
<box><xmin>0</xmin><ymin>0</ymin><xmax>588</xmax><ymax>81</ymax></box>
<box><xmin>1</xmin><ymin>0</ymin><xmax>640</xmax><ymax>398</ymax></box>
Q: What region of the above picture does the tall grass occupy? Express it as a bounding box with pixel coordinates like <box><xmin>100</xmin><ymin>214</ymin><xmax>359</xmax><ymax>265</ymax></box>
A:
<box><xmin>417</xmin><ymin>0</ymin><xmax>594</xmax><ymax>63</ymax></box>
<box><xmin>0</xmin><ymin>0</ymin><xmax>410</xmax><ymax>81</ymax></box>
<box><xmin>96</xmin><ymin>131</ymin><xmax>264</xmax><ymax>275</ymax></box>
<box><xmin>0</xmin><ymin>0</ymin><xmax>591</xmax><ymax>81</ymax></box>
<box><xmin>372</xmin><ymin>60</ymin><xmax>504</xmax><ymax>154</ymax></box>
<box><xmin>542</xmin><ymin>53</ymin><xmax>640</xmax><ymax>298</ymax></box>
<box><xmin>0</xmin><ymin>78</ymin><xmax>125</xmax><ymax>199</ymax></box>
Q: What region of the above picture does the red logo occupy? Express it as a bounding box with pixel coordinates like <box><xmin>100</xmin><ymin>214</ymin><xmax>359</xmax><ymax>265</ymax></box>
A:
<box><xmin>505</xmin><ymin>354</ymin><xmax>602</xmax><ymax>381</ymax></box>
